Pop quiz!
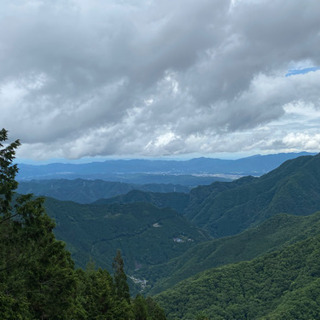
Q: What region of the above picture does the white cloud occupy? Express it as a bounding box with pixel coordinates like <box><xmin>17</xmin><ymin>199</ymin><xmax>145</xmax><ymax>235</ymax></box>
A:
<box><xmin>0</xmin><ymin>0</ymin><xmax>320</xmax><ymax>159</ymax></box>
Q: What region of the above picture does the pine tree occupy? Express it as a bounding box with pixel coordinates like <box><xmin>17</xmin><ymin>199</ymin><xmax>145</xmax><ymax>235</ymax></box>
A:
<box><xmin>133</xmin><ymin>294</ymin><xmax>148</xmax><ymax>320</ymax></box>
<box><xmin>112</xmin><ymin>249</ymin><xmax>130</xmax><ymax>303</ymax></box>
<box><xmin>0</xmin><ymin>129</ymin><xmax>77</xmax><ymax>319</ymax></box>
<box><xmin>0</xmin><ymin>128</ymin><xmax>20</xmax><ymax>218</ymax></box>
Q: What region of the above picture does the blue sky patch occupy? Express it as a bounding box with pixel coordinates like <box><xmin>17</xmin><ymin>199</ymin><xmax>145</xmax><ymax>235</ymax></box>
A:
<box><xmin>286</xmin><ymin>67</ymin><xmax>320</xmax><ymax>77</ymax></box>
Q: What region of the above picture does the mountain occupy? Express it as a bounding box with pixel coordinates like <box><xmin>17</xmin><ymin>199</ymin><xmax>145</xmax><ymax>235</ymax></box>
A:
<box><xmin>155</xmin><ymin>233</ymin><xmax>320</xmax><ymax>319</ymax></box>
<box><xmin>135</xmin><ymin>211</ymin><xmax>320</xmax><ymax>295</ymax></box>
<box><xmin>95</xmin><ymin>153</ymin><xmax>320</xmax><ymax>239</ymax></box>
<box><xmin>17</xmin><ymin>179</ymin><xmax>190</xmax><ymax>204</ymax></box>
<box><xmin>183</xmin><ymin>153</ymin><xmax>320</xmax><ymax>237</ymax></box>
<box><xmin>94</xmin><ymin>190</ymin><xmax>190</xmax><ymax>214</ymax></box>
<box><xmin>17</xmin><ymin>152</ymin><xmax>314</xmax><ymax>181</ymax></box>
<box><xmin>43</xmin><ymin>197</ymin><xmax>210</xmax><ymax>274</ymax></box>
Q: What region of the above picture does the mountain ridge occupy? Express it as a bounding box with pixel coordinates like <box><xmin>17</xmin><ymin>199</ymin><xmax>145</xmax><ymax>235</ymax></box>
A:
<box><xmin>17</xmin><ymin>152</ymin><xmax>315</xmax><ymax>181</ymax></box>
<box><xmin>183</xmin><ymin>153</ymin><xmax>320</xmax><ymax>237</ymax></box>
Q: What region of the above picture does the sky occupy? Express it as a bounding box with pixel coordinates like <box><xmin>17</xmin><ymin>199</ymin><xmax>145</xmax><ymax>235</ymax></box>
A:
<box><xmin>1</xmin><ymin>0</ymin><xmax>320</xmax><ymax>161</ymax></box>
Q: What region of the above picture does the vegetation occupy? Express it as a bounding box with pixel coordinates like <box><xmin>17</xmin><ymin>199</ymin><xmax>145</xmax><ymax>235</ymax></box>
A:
<box><xmin>0</xmin><ymin>129</ymin><xmax>166</xmax><ymax>319</ymax></box>
<box><xmin>183</xmin><ymin>153</ymin><xmax>320</xmax><ymax>237</ymax></box>
<box><xmin>136</xmin><ymin>211</ymin><xmax>320</xmax><ymax>294</ymax></box>
<box><xmin>44</xmin><ymin>196</ymin><xmax>210</xmax><ymax>273</ymax></box>
<box><xmin>17</xmin><ymin>179</ymin><xmax>190</xmax><ymax>204</ymax></box>
<box><xmin>95</xmin><ymin>189</ymin><xmax>190</xmax><ymax>214</ymax></box>
<box><xmin>4</xmin><ymin>127</ymin><xmax>320</xmax><ymax>319</ymax></box>
<box><xmin>155</xmin><ymin>233</ymin><xmax>320</xmax><ymax>319</ymax></box>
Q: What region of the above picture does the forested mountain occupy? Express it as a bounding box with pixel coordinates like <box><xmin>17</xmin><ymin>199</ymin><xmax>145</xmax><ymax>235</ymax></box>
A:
<box><xmin>44</xmin><ymin>197</ymin><xmax>210</xmax><ymax>274</ymax></box>
<box><xmin>98</xmin><ymin>153</ymin><xmax>320</xmax><ymax>240</ymax></box>
<box><xmin>0</xmin><ymin>129</ymin><xmax>166</xmax><ymax>319</ymax></box>
<box><xmin>95</xmin><ymin>190</ymin><xmax>190</xmax><ymax>214</ymax></box>
<box><xmin>155</xmin><ymin>233</ymin><xmax>320</xmax><ymax>319</ymax></box>
<box><xmin>183</xmin><ymin>153</ymin><xmax>320</xmax><ymax>237</ymax></box>
<box><xmin>5</xmin><ymin>126</ymin><xmax>320</xmax><ymax>320</ymax></box>
<box><xmin>136</xmin><ymin>211</ymin><xmax>320</xmax><ymax>295</ymax></box>
<box><xmin>17</xmin><ymin>179</ymin><xmax>190</xmax><ymax>204</ymax></box>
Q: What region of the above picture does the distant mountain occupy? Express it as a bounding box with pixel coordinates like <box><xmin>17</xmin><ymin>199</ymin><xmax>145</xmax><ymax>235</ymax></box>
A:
<box><xmin>98</xmin><ymin>153</ymin><xmax>320</xmax><ymax>239</ymax></box>
<box><xmin>183</xmin><ymin>153</ymin><xmax>320</xmax><ymax>237</ymax></box>
<box><xmin>44</xmin><ymin>198</ymin><xmax>210</xmax><ymax>274</ymax></box>
<box><xmin>17</xmin><ymin>152</ymin><xmax>314</xmax><ymax>182</ymax></box>
<box><xmin>155</xmin><ymin>233</ymin><xmax>320</xmax><ymax>319</ymax></box>
<box><xmin>136</xmin><ymin>211</ymin><xmax>320</xmax><ymax>295</ymax></box>
<box><xmin>17</xmin><ymin>179</ymin><xmax>190</xmax><ymax>204</ymax></box>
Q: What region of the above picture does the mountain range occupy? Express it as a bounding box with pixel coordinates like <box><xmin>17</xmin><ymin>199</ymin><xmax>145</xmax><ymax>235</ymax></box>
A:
<box><xmin>17</xmin><ymin>179</ymin><xmax>190</xmax><ymax>204</ymax></box>
<box><xmin>137</xmin><ymin>211</ymin><xmax>320</xmax><ymax>295</ymax></box>
<box><xmin>17</xmin><ymin>152</ymin><xmax>314</xmax><ymax>182</ymax></box>
<box><xmin>155</xmin><ymin>232</ymin><xmax>320</xmax><ymax>319</ymax></box>
<box><xmin>17</xmin><ymin>151</ymin><xmax>320</xmax><ymax>319</ymax></box>
<box><xmin>44</xmin><ymin>198</ymin><xmax>210</xmax><ymax>274</ymax></box>
<box><xmin>92</xmin><ymin>153</ymin><xmax>320</xmax><ymax>238</ymax></box>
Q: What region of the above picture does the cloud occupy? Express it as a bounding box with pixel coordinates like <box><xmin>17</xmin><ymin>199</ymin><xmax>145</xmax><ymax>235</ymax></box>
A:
<box><xmin>0</xmin><ymin>0</ymin><xmax>320</xmax><ymax>159</ymax></box>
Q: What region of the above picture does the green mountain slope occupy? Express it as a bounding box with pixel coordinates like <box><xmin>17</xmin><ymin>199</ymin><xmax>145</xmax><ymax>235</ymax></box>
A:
<box><xmin>185</xmin><ymin>153</ymin><xmax>320</xmax><ymax>237</ymax></box>
<box><xmin>95</xmin><ymin>190</ymin><xmax>190</xmax><ymax>214</ymax></box>
<box><xmin>155</xmin><ymin>233</ymin><xmax>320</xmax><ymax>320</ymax></box>
<box><xmin>17</xmin><ymin>179</ymin><xmax>189</xmax><ymax>204</ymax></box>
<box><xmin>136</xmin><ymin>211</ymin><xmax>320</xmax><ymax>295</ymax></box>
<box><xmin>44</xmin><ymin>198</ymin><xmax>210</xmax><ymax>274</ymax></box>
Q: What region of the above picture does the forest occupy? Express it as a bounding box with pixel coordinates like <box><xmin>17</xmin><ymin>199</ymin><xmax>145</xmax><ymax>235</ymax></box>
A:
<box><xmin>2</xmin><ymin>128</ymin><xmax>320</xmax><ymax>319</ymax></box>
<box><xmin>0</xmin><ymin>129</ymin><xmax>166</xmax><ymax>319</ymax></box>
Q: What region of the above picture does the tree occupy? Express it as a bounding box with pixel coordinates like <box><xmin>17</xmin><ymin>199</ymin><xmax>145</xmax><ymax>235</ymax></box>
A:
<box><xmin>0</xmin><ymin>129</ymin><xmax>77</xmax><ymax>319</ymax></box>
<box><xmin>145</xmin><ymin>297</ymin><xmax>167</xmax><ymax>320</ymax></box>
<box><xmin>112</xmin><ymin>249</ymin><xmax>130</xmax><ymax>303</ymax></box>
<box><xmin>0</xmin><ymin>128</ymin><xmax>20</xmax><ymax>219</ymax></box>
<box><xmin>133</xmin><ymin>294</ymin><xmax>148</xmax><ymax>320</ymax></box>
<box><xmin>0</xmin><ymin>129</ymin><xmax>166</xmax><ymax>320</ymax></box>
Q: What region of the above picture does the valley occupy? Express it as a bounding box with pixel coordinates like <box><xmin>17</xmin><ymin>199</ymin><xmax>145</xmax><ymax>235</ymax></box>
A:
<box><xmin>12</xmin><ymin>151</ymin><xmax>320</xmax><ymax>319</ymax></box>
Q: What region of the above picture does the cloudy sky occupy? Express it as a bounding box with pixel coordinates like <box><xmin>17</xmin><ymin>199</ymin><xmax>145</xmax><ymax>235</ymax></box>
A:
<box><xmin>1</xmin><ymin>0</ymin><xmax>320</xmax><ymax>161</ymax></box>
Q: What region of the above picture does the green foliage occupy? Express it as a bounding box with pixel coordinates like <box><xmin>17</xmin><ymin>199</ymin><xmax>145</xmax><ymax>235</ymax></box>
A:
<box><xmin>145</xmin><ymin>296</ymin><xmax>167</xmax><ymax>320</ymax></box>
<box><xmin>132</xmin><ymin>294</ymin><xmax>167</xmax><ymax>320</ymax></box>
<box><xmin>184</xmin><ymin>154</ymin><xmax>320</xmax><ymax>237</ymax></box>
<box><xmin>96</xmin><ymin>189</ymin><xmax>190</xmax><ymax>214</ymax></box>
<box><xmin>17</xmin><ymin>179</ymin><xmax>190</xmax><ymax>204</ymax></box>
<box><xmin>0</xmin><ymin>128</ymin><xmax>20</xmax><ymax>217</ymax></box>
<box><xmin>137</xmin><ymin>211</ymin><xmax>320</xmax><ymax>294</ymax></box>
<box><xmin>0</xmin><ymin>130</ymin><xmax>76</xmax><ymax>319</ymax></box>
<box><xmin>113</xmin><ymin>250</ymin><xmax>130</xmax><ymax>303</ymax></box>
<box><xmin>0</xmin><ymin>129</ymin><xmax>166</xmax><ymax>320</ymax></box>
<box><xmin>44</xmin><ymin>197</ymin><xmax>210</xmax><ymax>274</ymax></box>
<box><xmin>133</xmin><ymin>294</ymin><xmax>148</xmax><ymax>320</ymax></box>
<box><xmin>155</xmin><ymin>234</ymin><xmax>320</xmax><ymax>320</ymax></box>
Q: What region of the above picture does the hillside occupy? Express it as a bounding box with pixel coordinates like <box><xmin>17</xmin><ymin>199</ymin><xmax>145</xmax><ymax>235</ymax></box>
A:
<box><xmin>17</xmin><ymin>179</ymin><xmax>190</xmax><ymax>204</ymax></box>
<box><xmin>136</xmin><ymin>211</ymin><xmax>320</xmax><ymax>295</ymax></box>
<box><xmin>43</xmin><ymin>198</ymin><xmax>210</xmax><ymax>274</ymax></box>
<box><xmin>155</xmin><ymin>233</ymin><xmax>320</xmax><ymax>319</ymax></box>
<box><xmin>184</xmin><ymin>153</ymin><xmax>320</xmax><ymax>237</ymax></box>
<box><xmin>95</xmin><ymin>190</ymin><xmax>190</xmax><ymax>214</ymax></box>
<box><xmin>97</xmin><ymin>154</ymin><xmax>320</xmax><ymax>239</ymax></box>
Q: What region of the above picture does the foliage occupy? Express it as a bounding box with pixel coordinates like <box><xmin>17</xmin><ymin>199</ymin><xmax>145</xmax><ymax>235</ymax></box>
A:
<box><xmin>0</xmin><ymin>129</ymin><xmax>166</xmax><ymax>320</ymax></box>
<box><xmin>137</xmin><ymin>211</ymin><xmax>320</xmax><ymax>294</ymax></box>
<box><xmin>96</xmin><ymin>189</ymin><xmax>190</xmax><ymax>214</ymax></box>
<box><xmin>184</xmin><ymin>153</ymin><xmax>320</xmax><ymax>237</ymax></box>
<box><xmin>155</xmin><ymin>234</ymin><xmax>320</xmax><ymax>319</ymax></box>
<box><xmin>0</xmin><ymin>129</ymin><xmax>76</xmax><ymax>319</ymax></box>
<box><xmin>44</xmin><ymin>197</ymin><xmax>210</xmax><ymax>274</ymax></box>
<box><xmin>17</xmin><ymin>179</ymin><xmax>190</xmax><ymax>204</ymax></box>
<box><xmin>113</xmin><ymin>250</ymin><xmax>130</xmax><ymax>303</ymax></box>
